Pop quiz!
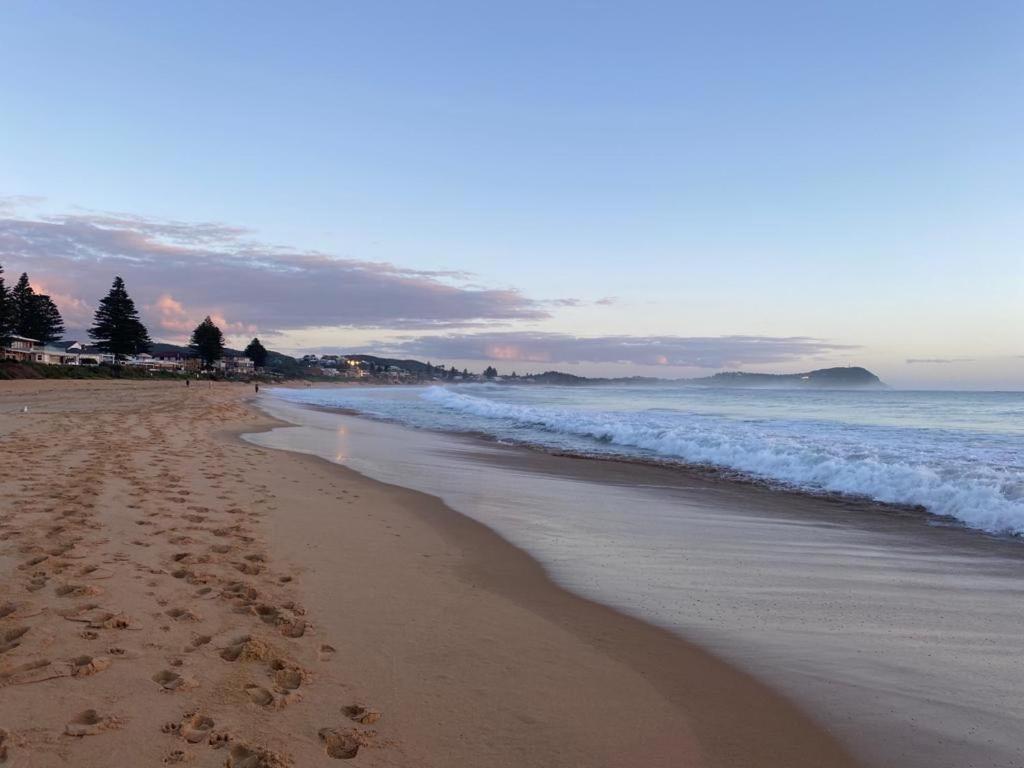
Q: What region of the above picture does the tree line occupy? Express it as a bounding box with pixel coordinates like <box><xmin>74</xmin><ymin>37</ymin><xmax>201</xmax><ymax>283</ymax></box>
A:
<box><xmin>1</xmin><ymin>265</ymin><xmax>269</xmax><ymax>370</ymax></box>
<box><xmin>0</xmin><ymin>265</ymin><xmax>65</xmax><ymax>345</ymax></box>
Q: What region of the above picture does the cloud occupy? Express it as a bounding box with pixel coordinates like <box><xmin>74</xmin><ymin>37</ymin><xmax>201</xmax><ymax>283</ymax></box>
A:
<box><xmin>0</xmin><ymin>205</ymin><xmax>551</xmax><ymax>338</ymax></box>
<box><xmin>360</xmin><ymin>331</ymin><xmax>856</xmax><ymax>368</ymax></box>
<box><xmin>23</xmin><ymin>278</ymin><xmax>93</xmax><ymax>328</ymax></box>
<box><xmin>0</xmin><ymin>195</ymin><xmax>45</xmax><ymax>215</ymax></box>
<box><xmin>905</xmin><ymin>358</ymin><xmax>976</xmax><ymax>364</ymax></box>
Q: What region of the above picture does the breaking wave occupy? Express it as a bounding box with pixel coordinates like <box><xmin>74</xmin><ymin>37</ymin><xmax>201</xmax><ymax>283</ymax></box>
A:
<box><xmin>419</xmin><ymin>386</ymin><xmax>1024</xmax><ymax>535</ymax></box>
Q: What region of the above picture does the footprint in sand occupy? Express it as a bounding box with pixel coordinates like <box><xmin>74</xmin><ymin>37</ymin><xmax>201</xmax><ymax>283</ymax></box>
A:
<box><xmin>245</xmin><ymin>685</ymin><xmax>275</xmax><ymax>707</ymax></box>
<box><xmin>277</xmin><ymin>620</ymin><xmax>307</xmax><ymax>639</ymax></box>
<box><xmin>207</xmin><ymin>730</ymin><xmax>232</xmax><ymax>749</ymax></box>
<box><xmin>220</xmin><ymin>636</ymin><xmax>272</xmax><ymax>663</ymax></box>
<box><xmin>269</xmin><ymin>658</ymin><xmax>305</xmax><ymax>687</ymax></box>
<box><xmin>70</xmin><ymin>655</ymin><xmax>112</xmax><ymax>677</ymax></box>
<box><xmin>254</xmin><ymin>605</ymin><xmax>279</xmax><ymax>624</ymax></box>
<box><xmin>65</xmin><ymin>709</ymin><xmax>118</xmax><ymax>737</ymax></box>
<box><xmin>341</xmin><ymin>704</ymin><xmax>381</xmax><ymax>725</ymax></box>
<box><xmin>78</xmin><ymin>565</ymin><xmax>114</xmax><ymax>579</ymax></box>
<box><xmin>225</xmin><ymin>743</ymin><xmax>291</xmax><ymax>768</ymax></box>
<box><xmin>55</xmin><ymin>583</ymin><xmax>102</xmax><ymax>599</ymax></box>
<box><xmin>318</xmin><ymin>728</ymin><xmax>364</xmax><ymax>760</ymax></box>
<box><xmin>181</xmin><ymin>714</ymin><xmax>215</xmax><ymax>743</ymax></box>
<box><xmin>317</xmin><ymin>644</ymin><xmax>336</xmax><ymax>662</ymax></box>
<box><xmin>0</xmin><ymin>627</ymin><xmax>29</xmax><ymax>655</ymax></box>
<box><xmin>165</xmin><ymin>608</ymin><xmax>200</xmax><ymax>622</ymax></box>
<box><xmin>0</xmin><ymin>658</ymin><xmax>73</xmax><ymax>685</ymax></box>
<box><xmin>222</xmin><ymin>582</ymin><xmax>259</xmax><ymax>604</ymax></box>
<box><xmin>26</xmin><ymin>574</ymin><xmax>48</xmax><ymax>592</ymax></box>
<box><xmin>186</xmin><ymin>634</ymin><xmax>212</xmax><ymax>652</ymax></box>
<box><xmin>163</xmin><ymin>713</ymin><xmax>215</xmax><ymax>744</ymax></box>
<box><xmin>152</xmin><ymin>669</ymin><xmax>196</xmax><ymax>691</ymax></box>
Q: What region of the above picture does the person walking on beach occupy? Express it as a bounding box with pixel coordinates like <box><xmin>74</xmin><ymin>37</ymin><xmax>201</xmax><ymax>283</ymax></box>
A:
<box><xmin>185</xmin><ymin>378</ymin><xmax>190</xmax><ymax>388</ymax></box>
<box><xmin>254</xmin><ymin>382</ymin><xmax>260</xmax><ymax>393</ymax></box>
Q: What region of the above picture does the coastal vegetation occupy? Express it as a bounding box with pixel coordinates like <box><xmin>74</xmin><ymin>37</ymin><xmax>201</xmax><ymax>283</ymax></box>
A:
<box><xmin>0</xmin><ymin>264</ymin><xmax>11</xmax><ymax>347</ymax></box>
<box><xmin>88</xmin><ymin>276</ymin><xmax>152</xmax><ymax>360</ymax></box>
<box><xmin>0</xmin><ymin>265</ymin><xmax>65</xmax><ymax>345</ymax></box>
<box><xmin>189</xmin><ymin>315</ymin><xmax>226</xmax><ymax>370</ymax></box>
<box><xmin>244</xmin><ymin>337</ymin><xmax>269</xmax><ymax>368</ymax></box>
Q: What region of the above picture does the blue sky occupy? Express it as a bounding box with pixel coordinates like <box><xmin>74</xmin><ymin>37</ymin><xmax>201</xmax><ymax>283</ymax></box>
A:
<box><xmin>1</xmin><ymin>1</ymin><xmax>1022</xmax><ymax>388</ymax></box>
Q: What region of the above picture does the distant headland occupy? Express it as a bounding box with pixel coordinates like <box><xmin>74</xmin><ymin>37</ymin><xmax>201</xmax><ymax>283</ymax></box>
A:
<box><xmin>267</xmin><ymin>351</ymin><xmax>886</xmax><ymax>389</ymax></box>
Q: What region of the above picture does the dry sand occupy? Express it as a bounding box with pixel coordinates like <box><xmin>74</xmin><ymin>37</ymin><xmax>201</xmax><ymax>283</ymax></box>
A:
<box><xmin>0</xmin><ymin>380</ymin><xmax>860</xmax><ymax>767</ymax></box>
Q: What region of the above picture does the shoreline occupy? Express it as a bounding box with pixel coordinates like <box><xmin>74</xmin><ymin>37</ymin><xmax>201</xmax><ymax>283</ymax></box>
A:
<box><xmin>302</xmin><ymin>403</ymin><xmax>991</xmax><ymax>541</ymax></box>
<box><xmin>249</xmin><ymin>393</ymin><xmax>1024</xmax><ymax>768</ymax></box>
<box><xmin>238</xmin><ymin>398</ymin><xmax>862</xmax><ymax>768</ymax></box>
<box><xmin>0</xmin><ymin>380</ymin><xmax>859</xmax><ymax>767</ymax></box>
<box><xmin>288</xmin><ymin>382</ymin><xmax>1024</xmax><ymax>540</ymax></box>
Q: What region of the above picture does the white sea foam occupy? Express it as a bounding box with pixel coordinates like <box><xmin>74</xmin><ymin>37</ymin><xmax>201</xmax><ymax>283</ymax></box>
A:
<box><xmin>271</xmin><ymin>384</ymin><xmax>1024</xmax><ymax>535</ymax></box>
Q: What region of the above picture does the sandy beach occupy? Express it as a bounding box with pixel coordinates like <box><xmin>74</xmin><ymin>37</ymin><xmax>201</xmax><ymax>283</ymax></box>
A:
<box><xmin>0</xmin><ymin>380</ymin><xmax>861</xmax><ymax>767</ymax></box>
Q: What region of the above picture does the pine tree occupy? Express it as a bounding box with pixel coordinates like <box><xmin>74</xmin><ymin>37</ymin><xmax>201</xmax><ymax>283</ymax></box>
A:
<box><xmin>11</xmin><ymin>273</ymin><xmax>35</xmax><ymax>339</ymax></box>
<box><xmin>0</xmin><ymin>264</ymin><xmax>12</xmax><ymax>348</ymax></box>
<box><xmin>5</xmin><ymin>273</ymin><xmax>63</xmax><ymax>344</ymax></box>
<box><xmin>244</xmin><ymin>337</ymin><xmax>268</xmax><ymax>368</ymax></box>
<box><xmin>190</xmin><ymin>316</ymin><xmax>225</xmax><ymax>370</ymax></box>
<box><xmin>89</xmin><ymin>276</ymin><xmax>153</xmax><ymax>361</ymax></box>
<box><xmin>28</xmin><ymin>294</ymin><xmax>65</xmax><ymax>344</ymax></box>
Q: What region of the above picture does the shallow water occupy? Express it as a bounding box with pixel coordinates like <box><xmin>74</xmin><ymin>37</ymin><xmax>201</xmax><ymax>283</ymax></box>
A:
<box><xmin>268</xmin><ymin>384</ymin><xmax>1024</xmax><ymax>535</ymax></box>
<box><xmin>248</xmin><ymin>395</ymin><xmax>1024</xmax><ymax>768</ymax></box>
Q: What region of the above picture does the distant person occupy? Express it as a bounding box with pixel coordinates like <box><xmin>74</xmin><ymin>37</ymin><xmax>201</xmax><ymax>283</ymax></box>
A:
<box><xmin>254</xmin><ymin>382</ymin><xmax>260</xmax><ymax>393</ymax></box>
<box><xmin>185</xmin><ymin>378</ymin><xmax>190</xmax><ymax>388</ymax></box>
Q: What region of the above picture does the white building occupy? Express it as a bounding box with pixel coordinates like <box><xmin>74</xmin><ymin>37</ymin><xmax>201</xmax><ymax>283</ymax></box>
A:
<box><xmin>1</xmin><ymin>335</ymin><xmax>40</xmax><ymax>362</ymax></box>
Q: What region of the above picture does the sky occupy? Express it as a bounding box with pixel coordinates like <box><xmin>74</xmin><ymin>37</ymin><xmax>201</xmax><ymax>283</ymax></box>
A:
<box><xmin>1</xmin><ymin>1</ymin><xmax>1022</xmax><ymax>389</ymax></box>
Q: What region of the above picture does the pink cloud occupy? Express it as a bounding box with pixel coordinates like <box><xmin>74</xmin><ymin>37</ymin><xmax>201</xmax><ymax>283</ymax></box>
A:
<box><xmin>149</xmin><ymin>294</ymin><xmax>258</xmax><ymax>342</ymax></box>
<box><xmin>0</xmin><ymin>204</ymin><xmax>557</xmax><ymax>340</ymax></box>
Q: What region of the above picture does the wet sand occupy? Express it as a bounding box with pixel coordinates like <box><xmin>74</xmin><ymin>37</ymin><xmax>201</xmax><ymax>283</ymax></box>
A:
<box><xmin>0</xmin><ymin>380</ymin><xmax>859</xmax><ymax>767</ymax></box>
<box><xmin>250</xmin><ymin>395</ymin><xmax>1024</xmax><ymax>768</ymax></box>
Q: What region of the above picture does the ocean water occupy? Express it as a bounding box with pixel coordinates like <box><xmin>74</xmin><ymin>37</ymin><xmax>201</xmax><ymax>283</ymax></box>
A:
<box><xmin>251</xmin><ymin>388</ymin><xmax>1024</xmax><ymax>766</ymax></box>
<box><xmin>269</xmin><ymin>383</ymin><xmax>1024</xmax><ymax>535</ymax></box>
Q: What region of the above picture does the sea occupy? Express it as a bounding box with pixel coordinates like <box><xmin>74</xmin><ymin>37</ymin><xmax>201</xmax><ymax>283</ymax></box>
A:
<box><xmin>251</xmin><ymin>383</ymin><xmax>1024</xmax><ymax>767</ymax></box>
<box><xmin>268</xmin><ymin>383</ymin><xmax>1024</xmax><ymax>535</ymax></box>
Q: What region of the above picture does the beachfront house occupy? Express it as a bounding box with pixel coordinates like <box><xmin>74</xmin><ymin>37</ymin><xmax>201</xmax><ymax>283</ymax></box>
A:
<box><xmin>1</xmin><ymin>335</ymin><xmax>40</xmax><ymax>362</ymax></box>
<box><xmin>212</xmin><ymin>355</ymin><xmax>255</xmax><ymax>375</ymax></box>
<box><xmin>53</xmin><ymin>341</ymin><xmax>115</xmax><ymax>366</ymax></box>
<box><xmin>126</xmin><ymin>353</ymin><xmax>187</xmax><ymax>372</ymax></box>
<box><xmin>1</xmin><ymin>336</ymin><xmax>117</xmax><ymax>367</ymax></box>
<box><xmin>33</xmin><ymin>344</ymin><xmax>71</xmax><ymax>365</ymax></box>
